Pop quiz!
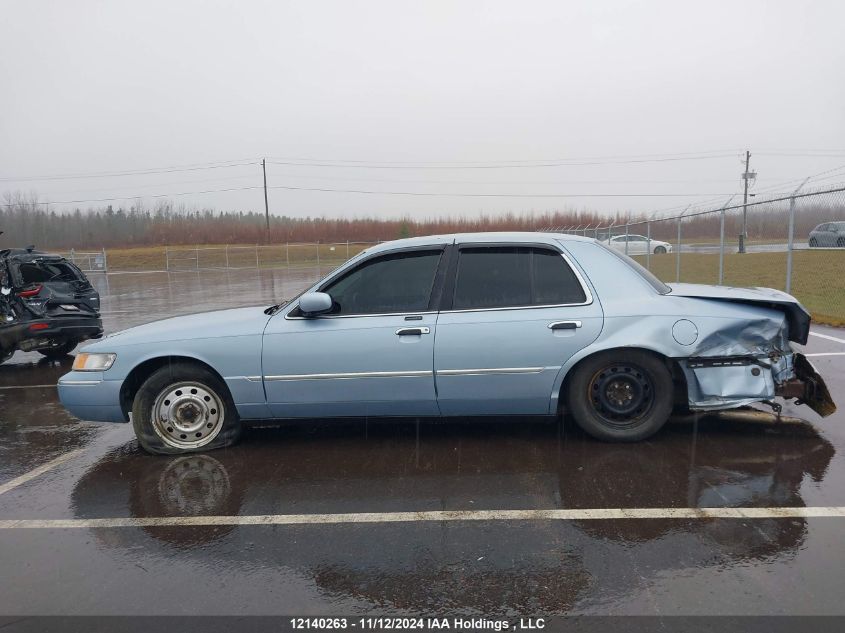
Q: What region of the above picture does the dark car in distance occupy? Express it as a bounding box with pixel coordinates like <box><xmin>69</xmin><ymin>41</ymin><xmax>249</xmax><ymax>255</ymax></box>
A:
<box><xmin>809</xmin><ymin>221</ymin><xmax>845</xmax><ymax>247</ymax></box>
<box><xmin>0</xmin><ymin>246</ymin><xmax>103</xmax><ymax>364</ymax></box>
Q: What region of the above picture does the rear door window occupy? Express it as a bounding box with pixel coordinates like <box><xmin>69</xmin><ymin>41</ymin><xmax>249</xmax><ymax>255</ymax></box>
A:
<box><xmin>451</xmin><ymin>246</ymin><xmax>586</xmax><ymax>310</ymax></box>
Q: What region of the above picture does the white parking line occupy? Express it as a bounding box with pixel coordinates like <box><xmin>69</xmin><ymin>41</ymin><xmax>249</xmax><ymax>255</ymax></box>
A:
<box><xmin>804</xmin><ymin>353</ymin><xmax>845</xmax><ymax>357</ymax></box>
<box><xmin>810</xmin><ymin>332</ymin><xmax>845</xmax><ymax>345</ymax></box>
<box><xmin>2</xmin><ymin>506</ymin><xmax>845</xmax><ymax>529</ymax></box>
<box><xmin>0</xmin><ymin>449</ymin><xmax>85</xmax><ymax>497</ymax></box>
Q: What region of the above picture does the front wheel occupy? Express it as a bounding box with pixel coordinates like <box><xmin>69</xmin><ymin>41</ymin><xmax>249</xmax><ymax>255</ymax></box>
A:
<box><xmin>809</xmin><ymin>238</ymin><xmax>818</xmax><ymax>248</ymax></box>
<box><xmin>838</xmin><ymin>237</ymin><xmax>845</xmax><ymax>248</ymax></box>
<box><xmin>132</xmin><ymin>362</ymin><xmax>241</xmax><ymax>455</ymax></box>
<box><xmin>653</xmin><ymin>245</ymin><xmax>667</xmax><ymax>254</ymax></box>
<box><xmin>565</xmin><ymin>350</ymin><xmax>674</xmax><ymax>442</ymax></box>
<box><xmin>0</xmin><ymin>348</ymin><xmax>12</xmax><ymax>365</ymax></box>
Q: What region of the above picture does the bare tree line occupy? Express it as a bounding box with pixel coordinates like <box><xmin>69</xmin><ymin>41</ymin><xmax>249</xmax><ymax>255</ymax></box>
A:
<box><xmin>1</xmin><ymin>190</ymin><xmax>843</xmax><ymax>250</ymax></box>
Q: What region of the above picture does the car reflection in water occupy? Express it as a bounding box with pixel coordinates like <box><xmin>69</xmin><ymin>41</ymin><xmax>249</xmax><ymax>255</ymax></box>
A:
<box><xmin>71</xmin><ymin>415</ymin><xmax>835</xmax><ymax>614</ymax></box>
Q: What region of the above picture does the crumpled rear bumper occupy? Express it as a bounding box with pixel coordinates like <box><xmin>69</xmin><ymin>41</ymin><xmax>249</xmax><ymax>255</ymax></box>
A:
<box><xmin>775</xmin><ymin>353</ymin><xmax>836</xmax><ymax>417</ymax></box>
<box><xmin>682</xmin><ymin>351</ymin><xmax>836</xmax><ymax>417</ymax></box>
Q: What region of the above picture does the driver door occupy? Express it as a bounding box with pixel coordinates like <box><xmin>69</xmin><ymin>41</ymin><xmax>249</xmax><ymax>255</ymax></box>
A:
<box><xmin>261</xmin><ymin>245</ymin><xmax>449</xmax><ymax>418</ymax></box>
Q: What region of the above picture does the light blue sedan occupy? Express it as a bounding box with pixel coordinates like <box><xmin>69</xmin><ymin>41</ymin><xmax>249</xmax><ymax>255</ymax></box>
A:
<box><xmin>58</xmin><ymin>232</ymin><xmax>835</xmax><ymax>454</ymax></box>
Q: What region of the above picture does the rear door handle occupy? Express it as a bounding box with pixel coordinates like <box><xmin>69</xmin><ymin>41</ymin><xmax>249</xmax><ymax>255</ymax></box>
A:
<box><xmin>548</xmin><ymin>321</ymin><xmax>582</xmax><ymax>330</ymax></box>
<box><xmin>396</xmin><ymin>327</ymin><xmax>431</xmax><ymax>336</ymax></box>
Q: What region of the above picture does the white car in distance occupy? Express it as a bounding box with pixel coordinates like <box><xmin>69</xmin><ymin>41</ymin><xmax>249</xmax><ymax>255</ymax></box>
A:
<box><xmin>601</xmin><ymin>234</ymin><xmax>673</xmax><ymax>255</ymax></box>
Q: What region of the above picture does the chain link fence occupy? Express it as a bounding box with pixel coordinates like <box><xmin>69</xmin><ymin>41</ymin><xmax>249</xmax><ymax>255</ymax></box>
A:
<box><xmin>83</xmin><ymin>241</ymin><xmax>380</xmax><ymax>274</ymax></box>
<box><xmin>57</xmin><ymin>185</ymin><xmax>845</xmax><ymax>325</ymax></box>
<box><xmin>162</xmin><ymin>241</ymin><xmax>377</xmax><ymax>272</ymax></box>
<box><xmin>58</xmin><ymin>248</ymin><xmax>109</xmax><ymax>273</ymax></box>
<box><xmin>555</xmin><ymin>185</ymin><xmax>845</xmax><ymax>325</ymax></box>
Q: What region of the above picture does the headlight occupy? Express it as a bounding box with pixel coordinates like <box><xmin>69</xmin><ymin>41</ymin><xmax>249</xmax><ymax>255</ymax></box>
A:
<box><xmin>73</xmin><ymin>353</ymin><xmax>116</xmax><ymax>371</ymax></box>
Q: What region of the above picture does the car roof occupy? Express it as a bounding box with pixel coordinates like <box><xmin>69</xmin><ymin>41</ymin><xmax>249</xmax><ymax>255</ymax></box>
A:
<box><xmin>363</xmin><ymin>231</ymin><xmax>595</xmax><ymax>255</ymax></box>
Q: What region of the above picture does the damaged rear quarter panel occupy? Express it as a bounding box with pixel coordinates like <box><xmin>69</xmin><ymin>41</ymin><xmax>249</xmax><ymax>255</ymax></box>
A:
<box><xmin>553</xmin><ymin>241</ymin><xmax>793</xmax><ymax>413</ymax></box>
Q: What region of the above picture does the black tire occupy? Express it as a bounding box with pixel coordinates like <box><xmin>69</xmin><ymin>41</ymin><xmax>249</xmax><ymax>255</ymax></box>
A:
<box><xmin>0</xmin><ymin>348</ymin><xmax>12</xmax><ymax>365</ymax></box>
<box><xmin>37</xmin><ymin>341</ymin><xmax>79</xmax><ymax>359</ymax></box>
<box><xmin>565</xmin><ymin>350</ymin><xmax>673</xmax><ymax>442</ymax></box>
<box><xmin>838</xmin><ymin>237</ymin><xmax>845</xmax><ymax>248</ymax></box>
<box><xmin>809</xmin><ymin>238</ymin><xmax>818</xmax><ymax>248</ymax></box>
<box><xmin>132</xmin><ymin>362</ymin><xmax>241</xmax><ymax>455</ymax></box>
<box><xmin>654</xmin><ymin>245</ymin><xmax>667</xmax><ymax>254</ymax></box>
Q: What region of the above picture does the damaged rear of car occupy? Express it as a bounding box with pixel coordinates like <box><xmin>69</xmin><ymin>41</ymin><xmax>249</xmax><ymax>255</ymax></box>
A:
<box><xmin>0</xmin><ymin>247</ymin><xmax>103</xmax><ymax>363</ymax></box>
<box><xmin>670</xmin><ymin>283</ymin><xmax>835</xmax><ymax>419</ymax></box>
<box><xmin>556</xmin><ymin>239</ymin><xmax>836</xmax><ymax>442</ymax></box>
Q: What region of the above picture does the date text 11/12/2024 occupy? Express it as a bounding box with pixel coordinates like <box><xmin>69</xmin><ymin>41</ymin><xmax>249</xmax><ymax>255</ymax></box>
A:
<box><xmin>289</xmin><ymin>617</ymin><xmax>546</xmax><ymax>631</ymax></box>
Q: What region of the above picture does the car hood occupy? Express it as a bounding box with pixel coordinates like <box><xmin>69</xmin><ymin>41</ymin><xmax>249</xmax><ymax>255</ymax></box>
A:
<box><xmin>668</xmin><ymin>283</ymin><xmax>810</xmax><ymax>344</ymax></box>
<box><xmin>85</xmin><ymin>306</ymin><xmax>272</xmax><ymax>348</ymax></box>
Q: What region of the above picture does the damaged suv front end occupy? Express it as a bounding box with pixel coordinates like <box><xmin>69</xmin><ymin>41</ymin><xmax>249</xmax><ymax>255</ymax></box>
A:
<box><xmin>670</xmin><ymin>284</ymin><xmax>835</xmax><ymax>418</ymax></box>
<box><xmin>0</xmin><ymin>247</ymin><xmax>103</xmax><ymax>363</ymax></box>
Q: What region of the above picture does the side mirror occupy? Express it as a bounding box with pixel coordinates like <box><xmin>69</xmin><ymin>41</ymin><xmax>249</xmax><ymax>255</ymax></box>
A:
<box><xmin>299</xmin><ymin>292</ymin><xmax>333</xmax><ymax>316</ymax></box>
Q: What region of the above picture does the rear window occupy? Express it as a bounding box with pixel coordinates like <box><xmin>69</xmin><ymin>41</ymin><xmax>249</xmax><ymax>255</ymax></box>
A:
<box><xmin>596</xmin><ymin>242</ymin><xmax>671</xmax><ymax>294</ymax></box>
<box><xmin>18</xmin><ymin>261</ymin><xmax>82</xmax><ymax>284</ymax></box>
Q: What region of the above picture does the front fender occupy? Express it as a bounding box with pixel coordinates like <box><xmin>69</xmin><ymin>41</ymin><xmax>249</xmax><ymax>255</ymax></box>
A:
<box><xmin>86</xmin><ymin>334</ymin><xmax>269</xmax><ymax>420</ymax></box>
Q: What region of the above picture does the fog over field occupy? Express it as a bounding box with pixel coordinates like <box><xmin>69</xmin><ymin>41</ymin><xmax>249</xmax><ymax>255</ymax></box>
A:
<box><xmin>2</xmin><ymin>0</ymin><xmax>845</xmax><ymax>219</ymax></box>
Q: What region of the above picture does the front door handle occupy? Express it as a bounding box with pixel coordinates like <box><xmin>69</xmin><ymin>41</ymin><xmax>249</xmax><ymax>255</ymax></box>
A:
<box><xmin>548</xmin><ymin>321</ymin><xmax>582</xmax><ymax>330</ymax></box>
<box><xmin>396</xmin><ymin>327</ymin><xmax>431</xmax><ymax>336</ymax></box>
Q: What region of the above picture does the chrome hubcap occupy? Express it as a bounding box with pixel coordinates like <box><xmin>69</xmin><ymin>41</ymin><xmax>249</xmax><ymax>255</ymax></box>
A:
<box><xmin>152</xmin><ymin>382</ymin><xmax>224</xmax><ymax>449</ymax></box>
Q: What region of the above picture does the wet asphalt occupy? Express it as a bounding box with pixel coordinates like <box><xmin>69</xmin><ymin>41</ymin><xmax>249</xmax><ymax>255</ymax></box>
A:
<box><xmin>2</xmin><ymin>268</ymin><xmax>845</xmax><ymax>617</ymax></box>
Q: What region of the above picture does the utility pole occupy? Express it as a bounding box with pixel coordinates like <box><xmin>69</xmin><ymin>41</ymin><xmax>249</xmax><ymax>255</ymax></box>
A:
<box><xmin>262</xmin><ymin>158</ymin><xmax>270</xmax><ymax>242</ymax></box>
<box><xmin>739</xmin><ymin>150</ymin><xmax>755</xmax><ymax>253</ymax></box>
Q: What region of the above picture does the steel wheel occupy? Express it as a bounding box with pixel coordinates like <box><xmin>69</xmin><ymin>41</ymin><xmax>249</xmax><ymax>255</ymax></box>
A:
<box><xmin>587</xmin><ymin>362</ymin><xmax>655</xmax><ymax>429</ymax></box>
<box><xmin>151</xmin><ymin>381</ymin><xmax>225</xmax><ymax>450</ymax></box>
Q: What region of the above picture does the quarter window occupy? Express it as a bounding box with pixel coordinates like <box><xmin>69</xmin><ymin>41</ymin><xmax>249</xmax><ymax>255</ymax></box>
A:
<box><xmin>452</xmin><ymin>247</ymin><xmax>586</xmax><ymax>310</ymax></box>
<box><xmin>321</xmin><ymin>250</ymin><xmax>442</xmax><ymax>315</ymax></box>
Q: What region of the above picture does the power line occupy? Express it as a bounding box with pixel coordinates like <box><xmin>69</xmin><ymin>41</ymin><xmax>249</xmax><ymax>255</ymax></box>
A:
<box><xmin>0</xmin><ymin>159</ymin><xmax>261</xmax><ymax>183</ymax></box>
<box><xmin>0</xmin><ymin>186</ymin><xmax>262</xmax><ymax>207</ymax></box>
<box><xmin>47</xmin><ymin>174</ymin><xmax>259</xmax><ymax>197</ymax></box>
<box><xmin>0</xmin><ymin>185</ymin><xmax>738</xmax><ymax>208</ymax></box>
<box><xmin>258</xmin><ymin>172</ymin><xmax>745</xmax><ymax>186</ymax></box>
<box><xmin>266</xmin><ymin>185</ymin><xmax>737</xmax><ymax>198</ymax></box>
<box><xmin>648</xmin><ymin>162</ymin><xmax>845</xmax><ymax>218</ymax></box>
<box><xmin>266</xmin><ymin>149</ymin><xmax>741</xmax><ymax>165</ymax></box>
<box><xmin>756</xmin><ymin>151</ymin><xmax>845</xmax><ymax>158</ymax></box>
<box><xmin>265</xmin><ymin>154</ymin><xmax>740</xmax><ymax>170</ymax></box>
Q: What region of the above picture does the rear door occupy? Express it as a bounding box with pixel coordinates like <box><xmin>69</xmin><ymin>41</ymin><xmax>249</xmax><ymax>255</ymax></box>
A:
<box><xmin>433</xmin><ymin>243</ymin><xmax>603</xmax><ymax>415</ymax></box>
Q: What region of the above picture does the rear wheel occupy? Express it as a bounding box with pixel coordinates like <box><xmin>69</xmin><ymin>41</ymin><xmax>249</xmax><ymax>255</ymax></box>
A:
<box><xmin>0</xmin><ymin>348</ymin><xmax>12</xmax><ymax>365</ymax></box>
<box><xmin>565</xmin><ymin>350</ymin><xmax>674</xmax><ymax>442</ymax></box>
<box><xmin>132</xmin><ymin>362</ymin><xmax>242</xmax><ymax>455</ymax></box>
<box><xmin>37</xmin><ymin>341</ymin><xmax>79</xmax><ymax>359</ymax></box>
<box><xmin>838</xmin><ymin>237</ymin><xmax>845</xmax><ymax>248</ymax></box>
<box><xmin>654</xmin><ymin>245</ymin><xmax>667</xmax><ymax>254</ymax></box>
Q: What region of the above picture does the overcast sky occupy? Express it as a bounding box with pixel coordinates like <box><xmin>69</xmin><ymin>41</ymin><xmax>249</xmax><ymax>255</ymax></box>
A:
<box><xmin>2</xmin><ymin>0</ymin><xmax>844</xmax><ymax>220</ymax></box>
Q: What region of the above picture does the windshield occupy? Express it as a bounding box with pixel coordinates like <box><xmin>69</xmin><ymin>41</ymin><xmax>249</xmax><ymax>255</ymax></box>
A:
<box><xmin>596</xmin><ymin>241</ymin><xmax>672</xmax><ymax>294</ymax></box>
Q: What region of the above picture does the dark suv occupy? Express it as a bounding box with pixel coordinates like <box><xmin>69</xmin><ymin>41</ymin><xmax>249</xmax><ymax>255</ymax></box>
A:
<box><xmin>0</xmin><ymin>247</ymin><xmax>103</xmax><ymax>364</ymax></box>
<box><xmin>809</xmin><ymin>221</ymin><xmax>845</xmax><ymax>247</ymax></box>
